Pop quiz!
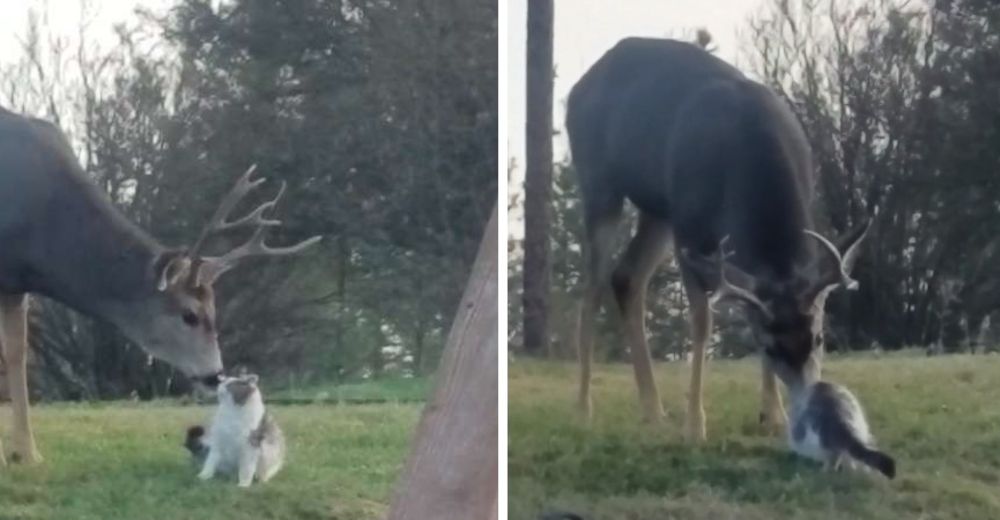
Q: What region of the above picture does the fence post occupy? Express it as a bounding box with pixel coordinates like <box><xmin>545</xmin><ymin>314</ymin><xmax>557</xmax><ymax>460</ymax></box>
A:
<box><xmin>386</xmin><ymin>204</ymin><xmax>498</xmax><ymax>520</ymax></box>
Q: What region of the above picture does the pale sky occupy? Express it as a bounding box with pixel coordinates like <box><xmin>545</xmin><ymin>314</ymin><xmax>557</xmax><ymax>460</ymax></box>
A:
<box><xmin>2</xmin><ymin>0</ymin><xmax>768</xmax><ymax>239</ymax></box>
<box><xmin>507</xmin><ymin>0</ymin><xmax>767</xmax><ymax>237</ymax></box>
<box><xmin>0</xmin><ymin>1</ymin><xmax>170</xmax><ymax>63</ymax></box>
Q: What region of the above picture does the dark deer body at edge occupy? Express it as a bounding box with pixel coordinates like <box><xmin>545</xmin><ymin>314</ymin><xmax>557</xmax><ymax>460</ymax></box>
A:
<box><xmin>0</xmin><ymin>106</ymin><xmax>320</xmax><ymax>464</ymax></box>
<box><xmin>567</xmin><ymin>38</ymin><xmax>869</xmax><ymax>441</ymax></box>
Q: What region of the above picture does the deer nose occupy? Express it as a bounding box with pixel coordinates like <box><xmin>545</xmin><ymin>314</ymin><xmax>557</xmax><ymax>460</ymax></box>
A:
<box><xmin>198</xmin><ymin>372</ymin><xmax>223</xmax><ymax>388</ymax></box>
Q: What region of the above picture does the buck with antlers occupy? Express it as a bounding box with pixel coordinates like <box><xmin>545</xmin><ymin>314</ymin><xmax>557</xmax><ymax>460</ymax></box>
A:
<box><xmin>0</xmin><ymin>107</ymin><xmax>319</xmax><ymax>464</ymax></box>
<box><xmin>566</xmin><ymin>38</ymin><xmax>870</xmax><ymax>442</ymax></box>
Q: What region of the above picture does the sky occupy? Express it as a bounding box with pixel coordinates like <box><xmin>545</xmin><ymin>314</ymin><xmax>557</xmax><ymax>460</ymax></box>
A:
<box><xmin>0</xmin><ymin>0</ymin><xmax>170</xmax><ymax>67</ymax></box>
<box><xmin>507</xmin><ymin>0</ymin><xmax>767</xmax><ymax>237</ymax></box>
<box><xmin>1</xmin><ymin>0</ymin><xmax>767</xmax><ymax>237</ymax></box>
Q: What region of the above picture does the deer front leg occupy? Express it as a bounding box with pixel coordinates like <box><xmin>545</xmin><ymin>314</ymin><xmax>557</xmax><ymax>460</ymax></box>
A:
<box><xmin>576</xmin><ymin>294</ymin><xmax>598</xmax><ymax>421</ymax></box>
<box><xmin>681</xmin><ymin>274</ymin><xmax>711</xmax><ymax>443</ymax></box>
<box><xmin>759</xmin><ymin>359</ymin><xmax>787</xmax><ymax>435</ymax></box>
<box><xmin>576</xmin><ymin>216</ymin><xmax>619</xmax><ymax>422</ymax></box>
<box><xmin>1</xmin><ymin>294</ymin><xmax>41</xmax><ymax>464</ymax></box>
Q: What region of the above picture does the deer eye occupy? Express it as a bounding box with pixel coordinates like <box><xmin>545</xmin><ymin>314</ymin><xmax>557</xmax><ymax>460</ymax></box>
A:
<box><xmin>182</xmin><ymin>310</ymin><xmax>200</xmax><ymax>327</ymax></box>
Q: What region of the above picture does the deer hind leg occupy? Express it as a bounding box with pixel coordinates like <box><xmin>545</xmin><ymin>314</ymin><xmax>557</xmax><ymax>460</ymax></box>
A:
<box><xmin>680</xmin><ymin>268</ymin><xmax>711</xmax><ymax>442</ymax></box>
<box><xmin>0</xmin><ymin>293</ymin><xmax>41</xmax><ymax>464</ymax></box>
<box><xmin>759</xmin><ymin>356</ymin><xmax>787</xmax><ymax>436</ymax></box>
<box><xmin>611</xmin><ymin>214</ymin><xmax>671</xmax><ymax>424</ymax></box>
<box><xmin>576</xmin><ymin>196</ymin><xmax>622</xmax><ymax>421</ymax></box>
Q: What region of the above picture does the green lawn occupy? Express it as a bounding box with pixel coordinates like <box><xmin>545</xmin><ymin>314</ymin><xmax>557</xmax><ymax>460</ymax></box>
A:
<box><xmin>0</xmin><ymin>401</ymin><xmax>421</xmax><ymax>520</ymax></box>
<box><xmin>509</xmin><ymin>353</ymin><xmax>1000</xmax><ymax>520</ymax></box>
<box><xmin>267</xmin><ymin>376</ymin><xmax>430</xmax><ymax>403</ymax></box>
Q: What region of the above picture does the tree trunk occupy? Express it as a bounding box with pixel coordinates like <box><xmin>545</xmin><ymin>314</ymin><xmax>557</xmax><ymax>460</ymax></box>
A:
<box><xmin>334</xmin><ymin>235</ymin><xmax>349</xmax><ymax>364</ymax></box>
<box><xmin>413</xmin><ymin>319</ymin><xmax>426</xmax><ymax>375</ymax></box>
<box><xmin>386</xmin><ymin>204</ymin><xmax>497</xmax><ymax>520</ymax></box>
<box><xmin>522</xmin><ymin>0</ymin><xmax>554</xmax><ymax>355</ymax></box>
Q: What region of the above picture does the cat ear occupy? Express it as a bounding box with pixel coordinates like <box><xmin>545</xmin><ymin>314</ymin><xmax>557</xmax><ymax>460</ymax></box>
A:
<box><xmin>246</xmin><ymin>374</ymin><xmax>259</xmax><ymax>386</ymax></box>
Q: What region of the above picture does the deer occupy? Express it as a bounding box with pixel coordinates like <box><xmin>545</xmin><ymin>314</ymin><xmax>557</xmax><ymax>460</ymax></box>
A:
<box><xmin>565</xmin><ymin>38</ymin><xmax>870</xmax><ymax>442</ymax></box>
<box><xmin>0</xmin><ymin>106</ymin><xmax>320</xmax><ymax>464</ymax></box>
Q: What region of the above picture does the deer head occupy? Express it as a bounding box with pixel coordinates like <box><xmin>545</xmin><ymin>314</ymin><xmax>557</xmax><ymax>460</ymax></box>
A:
<box><xmin>131</xmin><ymin>165</ymin><xmax>321</xmax><ymax>386</ymax></box>
<box><xmin>681</xmin><ymin>219</ymin><xmax>871</xmax><ymax>386</ymax></box>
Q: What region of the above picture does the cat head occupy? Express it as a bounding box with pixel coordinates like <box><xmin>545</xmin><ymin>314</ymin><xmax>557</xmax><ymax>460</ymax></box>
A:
<box><xmin>218</xmin><ymin>374</ymin><xmax>260</xmax><ymax>406</ymax></box>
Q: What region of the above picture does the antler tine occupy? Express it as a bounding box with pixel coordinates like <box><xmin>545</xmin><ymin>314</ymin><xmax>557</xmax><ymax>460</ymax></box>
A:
<box><xmin>220</xmin><ymin>228</ymin><xmax>323</xmax><ymax>264</ymax></box>
<box><xmin>188</xmin><ymin>164</ymin><xmax>266</xmax><ymax>260</ymax></box>
<box><xmin>712</xmin><ymin>236</ymin><xmax>771</xmax><ymax>317</ymax></box>
<box><xmin>215</xmin><ymin>180</ymin><xmax>286</xmax><ymax>232</ymax></box>
<box><xmin>803</xmin><ymin>229</ymin><xmax>858</xmax><ymax>290</ymax></box>
<box><xmin>198</xmin><ymin>231</ymin><xmax>323</xmax><ymax>285</ymax></box>
<box><xmin>184</xmin><ymin>166</ymin><xmax>323</xmax><ymax>287</ymax></box>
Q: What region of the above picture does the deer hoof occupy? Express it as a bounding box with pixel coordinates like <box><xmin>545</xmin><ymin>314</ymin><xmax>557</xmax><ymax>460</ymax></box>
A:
<box><xmin>758</xmin><ymin>411</ymin><xmax>786</xmax><ymax>436</ymax></box>
<box><xmin>684</xmin><ymin>411</ymin><xmax>707</xmax><ymax>442</ymax></box>
<box><xmin>684</xmin><ymin>425</ymin><xmax>707</xmax><ymax>443</ymax></box>
<box><xmin>640</xmin><ymin>406</ymin><xmax>665</xmax><ymax>425</ymax></box>
<box><xmin>576</xmin><ymin>397</ymin><xmax>593</xmax><ymax>423</ymax></box>
<box><xmin>9</xmin><ymin>447</ymin><xmax>43</xmax><ymax>465</ymax></box>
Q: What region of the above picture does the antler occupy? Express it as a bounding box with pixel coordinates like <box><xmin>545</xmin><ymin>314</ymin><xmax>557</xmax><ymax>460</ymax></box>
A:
<box><xmin>188</xmin><ymin>165</ymin><xmax>272</xmax><ymax>260</ymax></box>
<box><xmin>798</xmin><ymin>218</ymin><xmax>872</xmax><ymax>304</ymax></box>
<box><xmin>711</xmin><ymin>236</ymin><xmax>773</xmax><ymax>319</ymax></box>
<box><xmin>802</xmin><ymin>220</ymin><xmax>871</xmax><ymax>292</ymax></box>
<box><xmin>679</xmin><ymin>236</ymin><xmax>773</xmax><ymax>321</ymax></box>
<box><xmin>803</xmin><ymin>230</ymin><xmax>858</xmax><ymax>290</ymax></box>
<box><xmin>185</xmin><ymin>164</ymin><xmax>322</xmax><ymax>287</ymax></box>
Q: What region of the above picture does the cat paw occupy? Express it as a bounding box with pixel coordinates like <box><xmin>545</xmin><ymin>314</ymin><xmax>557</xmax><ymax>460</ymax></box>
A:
<box><xmin>197</xmin><ymin>471</ymin><xmax>214</xmax><ymax>481</ymax></box>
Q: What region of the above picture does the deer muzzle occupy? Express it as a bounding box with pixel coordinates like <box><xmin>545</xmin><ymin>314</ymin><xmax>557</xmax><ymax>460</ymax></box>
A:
<box><xmin>196</xmin><ymin>372</ymin><xmax>224</xmax><ymax>389</ymax></box>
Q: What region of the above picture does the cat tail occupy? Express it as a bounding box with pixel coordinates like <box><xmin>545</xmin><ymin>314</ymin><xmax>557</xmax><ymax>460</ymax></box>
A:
<box><xmin>185</xmin><ymin>425</ymin><xmax>209</xmax><ymax>461</ymax></box>
<box><xmin>846</xmin><ymin>436</ymin><xmax>896</xmax><ymax>479</ymax></box>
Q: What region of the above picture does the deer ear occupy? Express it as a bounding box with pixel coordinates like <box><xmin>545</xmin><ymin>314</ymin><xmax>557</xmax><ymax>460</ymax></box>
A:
<box><xmin>153</xmin><ymin>251</ymin><xmax>191</xmax><ymax>291</ymax></box>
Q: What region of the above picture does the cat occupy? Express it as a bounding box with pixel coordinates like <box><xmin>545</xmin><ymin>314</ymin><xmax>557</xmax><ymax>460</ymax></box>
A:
<box><xmin>187</xmin><ymin>374</ymin><xmax>286</xmax><ymax>487</ymax></box>
<box><xmin>787</xmin><ymin>380</ymin><xmax>896</xmax><ymax>479</ymax></box>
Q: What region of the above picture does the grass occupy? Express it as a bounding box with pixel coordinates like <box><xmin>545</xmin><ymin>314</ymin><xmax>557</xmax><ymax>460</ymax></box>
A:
<box><xmin>0</xmin><ymin>400</ymin><xmax>421</xmax><ymax>520</ymax></box>
<box><xmin>509</xmin><ymin>352</ymin><xmax>1000</xmax><ymax>520</ymax></box>
<box><xmin>266</xmin><ymin>376</ymin><xmax>430</xmax><ymax>403</ymax></box>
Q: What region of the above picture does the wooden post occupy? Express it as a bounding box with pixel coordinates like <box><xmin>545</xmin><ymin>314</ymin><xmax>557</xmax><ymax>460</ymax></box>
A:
<box><xmin>386</xmin><ymin>204</ymin><xmax>498</xmax><ymax>520</ymax></box>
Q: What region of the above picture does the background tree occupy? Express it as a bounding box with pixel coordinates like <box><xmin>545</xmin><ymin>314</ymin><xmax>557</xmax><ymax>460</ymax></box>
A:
<box><xmin>509</xmin><ymin>1</ymin><xmax>1000</xmax><ymax>360</ymax></box>
<box><xmin>1</xmin><ymin>0</ymin><xmax>497</xmax><ymax>400</ymax></box>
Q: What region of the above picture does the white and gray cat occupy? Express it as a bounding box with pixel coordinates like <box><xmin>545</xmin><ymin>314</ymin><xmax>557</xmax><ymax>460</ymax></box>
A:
<box><xmin>769</xmin><ymin>353</ymin><xmax>895</xmax><ymax>479</ymax></box>
<box><xmin>788</xmin><ymin>380</ymin><xmax>895</xmax><ymax>478</ymax></box>
<box><xmin>184</xmin><ymin>374</ymin><xmax>286</xmax><ymax>487</ymax></box>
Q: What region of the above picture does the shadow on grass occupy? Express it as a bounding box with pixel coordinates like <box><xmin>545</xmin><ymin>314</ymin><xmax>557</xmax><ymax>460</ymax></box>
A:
<box><xmin>515</xmin><ymin>426</ymin><xmax>877</xmax><ymax>508</ymax></box>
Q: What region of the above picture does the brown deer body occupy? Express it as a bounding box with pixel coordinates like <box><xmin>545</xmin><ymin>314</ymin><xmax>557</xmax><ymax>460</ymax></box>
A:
<box><xmin>0</xmin><ymin>107</ymin><xmax>319</xmax><ymax>464</ymax></box>
<box><xmin>566</xmin><ymin>38</ymin><xmax>869</xmax><ymax>441</ymax></box>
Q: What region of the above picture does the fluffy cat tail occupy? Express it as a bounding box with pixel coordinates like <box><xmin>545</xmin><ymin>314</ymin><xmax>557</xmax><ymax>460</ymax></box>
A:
<box><xmin>185</xmin><ymin>425</ymin><xmax>209</xmax><ymax>460</ymax></box>
<box><xmin>847</xmin><ymin>438</ymin><xmax>896</xmax><ymax>479</ymax></box>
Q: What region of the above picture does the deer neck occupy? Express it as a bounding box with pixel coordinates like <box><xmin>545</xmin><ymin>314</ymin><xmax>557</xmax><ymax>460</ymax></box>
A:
<box><xmin>23</xmin><ymin>166</ymin><xmax>165</xmax><ymax>321</ymax></box>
